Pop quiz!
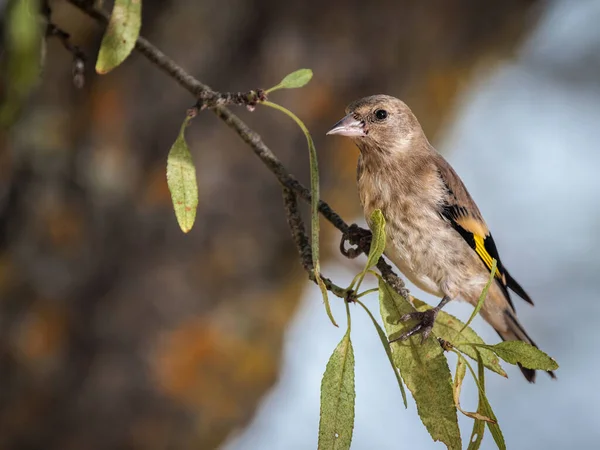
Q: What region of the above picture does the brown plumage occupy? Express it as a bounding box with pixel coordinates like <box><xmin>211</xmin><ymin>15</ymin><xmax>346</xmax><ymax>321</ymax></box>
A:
<box><xmin>327</xmin><ymin>95</ymin><xmax>554</xmax><ymax>382</ymax></box>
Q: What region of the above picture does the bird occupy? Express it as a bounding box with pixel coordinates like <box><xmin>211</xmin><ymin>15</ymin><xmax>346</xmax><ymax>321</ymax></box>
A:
<box><xmin>326</xmin><ymin>94</ymin><xmax>554</xmax><ymax>382</ymax></box>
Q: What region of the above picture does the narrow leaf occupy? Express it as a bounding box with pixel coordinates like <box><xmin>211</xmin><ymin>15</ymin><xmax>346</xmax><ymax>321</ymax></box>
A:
<box><xmin>0</xmin><ymin>0</ymin><xmax>42</xmax><ymax>127</ymax></box>
<box><xmin>308</xmin><ymin>121</ymin><xmax>335</xmax><ymax>325</ymax></box>
<box><xmin>467</xmin><ymin>414</ymin><xmax>485</xmax><ymax>450</ymax></box>
<box><xmin>476</xmin><ymin>351</ymin><xmax>506</xmax><ymax>450</ymax></box>
<box><xmin>379</xmin><ymin>281</ymin><xmax>461</xmax><ymax>450</ymax></box>
<box><xmin>365</xmin><ymin>209</ymin><xmax>386</xmax><ymax>269</ymax></box>
<box><xmin>453</xmin><ymin>357</ymin><xmax>467</xmax><ymax>407</ymax></box>
<box><xmin>466</xmin><ymin>352</ymin><xmax>485</xmax><ymax>450</ymax></box>
<box><xmin>318</xmin><ymin>331</ymin><xmax>355</xmax><ymax>450</ymax></box>
<box><xmin>267</xmin><ymin>69</ymin><xmax>313</xmax><ymax>93</ymax></box>
<box><xmin>356</xmin><ymin>299</ymin><xmax>407</xmax><ymax>408</ymax></box>
<box><xmin>412</xmin><ymin>298</ymin><xmax>506</xmax><ymax>377</ymax></box>
<box><xmin>474</xmin><ymin>341</ymin><xmax>559</xmax><ymax>371</ymax></box>
<box><xmin>166</xmin><ymin>116</ymin><xmax>198</xmax><ymax>233</ymax></box>
<box><xmin>355</xmin><ymin>209</ymin><xmax>386</xmax><ymax>292</ymax></box>
<box><xmin>261</xmin><ymin>101</ymin><xmax>336</xmax><ymax>326</ymax></box>
<box><xmin>96</xmin><ymin>0</ymin><xmax>142</xmax><ymax>74</ymax></box>
<box><xmin>461</xmin><ymin>259</ymin><xmax>497</xmax><ymax>332</ymax></box>
<box><xmin>459</xmin><ymin>350</ymin><xmax>505</xmax><ymax>450</ymax></box>
<box><xmin>454</xmin><ymin>357</ymin><xmax>495</xmax><ymax>424</ymax></box>
<box><xmin>317</xmin><ymin>272</ymin><xmax>338</xmax><ymax>327</ymax></box>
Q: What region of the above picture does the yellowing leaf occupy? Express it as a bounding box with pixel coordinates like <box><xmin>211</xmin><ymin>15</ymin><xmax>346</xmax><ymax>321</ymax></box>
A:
<box><xmin>96</xmin><ymin>0</ymin><xmax>142</xmax><ymax>74</ymax></box>
<box><xmin>166</xmin><ymin>116</ymin><xmax>198</xmax><ymax>233</ymax></box>
<box><xmin>379</xmin><ymin>280</ymin><xmax>461</xmax><ymax>450</ymax></box>
<box><xmin>475</xmin><ymin>341</ymin><xmax>559</xmax><ymax>371</ymax></box>
<box><xmin>412</xmin><ymin>298</ymin><xmax>506</xmax><ymax>377</ymax></box>
<box><xmin>453</xmin><ymin>356</ymin><xmax>496</xmax><ymax>424</ymax></box>
<box><xmin>318</xmin><ymin>331</ymin><xmax>355</xmax><ymax>450</ymax></box>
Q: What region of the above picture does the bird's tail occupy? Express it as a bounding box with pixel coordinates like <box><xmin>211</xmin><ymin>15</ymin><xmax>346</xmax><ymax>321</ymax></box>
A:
<box><xmin>496</xmin><ymin>307</ymin><xmax>556</xmax><ymax>383</ymax></box>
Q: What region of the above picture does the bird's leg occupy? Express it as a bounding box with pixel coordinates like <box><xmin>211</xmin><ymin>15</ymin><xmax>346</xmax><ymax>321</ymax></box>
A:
<box><xmin>390</xmin><ymin>295</ymin><xmax>451</xmax><ymax>344</ymax></box>
<box><xmin>340</xmin><ymin>224</ymin><xmax>372</xmax><ymax>259</ymax></box>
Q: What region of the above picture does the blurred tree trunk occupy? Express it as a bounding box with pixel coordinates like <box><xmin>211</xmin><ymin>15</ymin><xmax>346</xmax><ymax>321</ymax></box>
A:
<box><xmin>0</xmin><ymin>0</ymin><xmax>539</xmax><ymax>448</ymax></box>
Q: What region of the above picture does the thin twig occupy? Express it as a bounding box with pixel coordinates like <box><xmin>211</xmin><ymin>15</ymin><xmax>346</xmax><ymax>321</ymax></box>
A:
<box><xmin>64</xmin><ymin>0</ymin><xmax>411</xmax><ymax>301</ymax></box>
<box><xmin>282</xmin><ymin>188</ymin><xmax>351</xmax><ymax>300</ymax></box>
<box><xmin>45</xmin><ymin>0</ymin><xmax>86</xmax><ymax>88</ymax></box>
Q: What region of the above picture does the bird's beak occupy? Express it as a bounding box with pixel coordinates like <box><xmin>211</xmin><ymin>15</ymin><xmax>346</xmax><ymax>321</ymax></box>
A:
<box><xmin>326</xmin><ymin>114</ymin><xmax>365</xmax><ymax>137</ymax></box>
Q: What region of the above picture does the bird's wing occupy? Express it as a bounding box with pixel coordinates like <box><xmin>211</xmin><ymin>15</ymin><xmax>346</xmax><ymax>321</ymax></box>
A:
<box><xmin>434</xmin><ymin>155</ymin><xmax>533</xmax><ymax>309</ymax></box>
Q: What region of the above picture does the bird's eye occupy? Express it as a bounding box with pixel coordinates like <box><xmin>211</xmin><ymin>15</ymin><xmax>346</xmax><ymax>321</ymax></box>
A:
<box><xmin>375</xmin><ymin>109</ymin><xmax>388</xmax><ymax>121</ymax></box>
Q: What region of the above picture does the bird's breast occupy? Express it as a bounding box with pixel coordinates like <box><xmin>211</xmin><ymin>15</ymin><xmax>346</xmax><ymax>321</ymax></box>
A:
<box><xmin>357</xmin><ymin>164</ymin><xmax>450</xmax><ymax>296</ymax></box>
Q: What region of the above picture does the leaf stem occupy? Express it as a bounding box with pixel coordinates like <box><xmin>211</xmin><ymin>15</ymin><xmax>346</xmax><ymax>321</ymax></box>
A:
<box><xmin>262</xmin><ymin>100</ymin><xmax>336</xmax><ymax>326</ymax></box>
<box><xmin>460</xmin><ymin>259</ymin><xmax>497</xmax><ymax>333</ymax></box>
<box><xmin>356</xmin><ymin>288</ymin><xmax>379</xmax><ymax>298</ymax></box>
<box><xmin>356</xmin><ymin>298</ymin><xmax>407</xmax><ymax>407</ymax></box>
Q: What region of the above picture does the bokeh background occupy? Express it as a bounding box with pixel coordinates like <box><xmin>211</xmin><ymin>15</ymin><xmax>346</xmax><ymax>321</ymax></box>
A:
<box><xmin>1</xmin><ymin>0</ymin><xmax>599</xmax><ymax>449</ymax></box>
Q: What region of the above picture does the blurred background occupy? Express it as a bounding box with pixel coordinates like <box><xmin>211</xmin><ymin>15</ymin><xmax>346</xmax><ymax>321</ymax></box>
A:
<box><xmin>1</xmin><ymin>0</ymin><xmax>599</xmax><ymax>448</ymax></box>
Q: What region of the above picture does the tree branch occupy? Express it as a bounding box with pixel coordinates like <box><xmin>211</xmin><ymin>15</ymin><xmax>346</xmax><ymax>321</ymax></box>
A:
<box><xmin>44</xmin><ymin>0</ymin><xmax>86</xmax><ymax>88</ymax></box>
<box><xmin>64</xmin><ymin>0</ymin><xmax>411</xmax><ymax>301</ymax></box>
<box><xmin>282</xmin><ymin>188</ymin><xmax>351</xmax><ymax>301</ymax></box>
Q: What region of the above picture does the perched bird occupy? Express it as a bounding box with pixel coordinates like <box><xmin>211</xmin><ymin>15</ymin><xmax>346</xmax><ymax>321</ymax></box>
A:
<box><xmin>327</xmin><ymin>95</ymin><xmax>554</xmax><ymax>382</ymax></box>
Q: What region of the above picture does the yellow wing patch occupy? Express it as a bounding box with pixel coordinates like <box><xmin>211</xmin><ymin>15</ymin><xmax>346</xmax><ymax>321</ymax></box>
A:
<box><xmin>473</xmin><ymin>234</ymin><xmax>503</xmax><ymax>281</ymax></box>
<box><xmin>456</xmin><ymin>216</ymin><xmax>488</xmax><ymax>237</ymax></box>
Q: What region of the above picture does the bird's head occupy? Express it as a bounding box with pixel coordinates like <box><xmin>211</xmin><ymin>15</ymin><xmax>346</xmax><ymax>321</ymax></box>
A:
<box><xmin>326</xmin><ymin>95</ymin><xmax>423</xmax><ymax>154</ymax></box>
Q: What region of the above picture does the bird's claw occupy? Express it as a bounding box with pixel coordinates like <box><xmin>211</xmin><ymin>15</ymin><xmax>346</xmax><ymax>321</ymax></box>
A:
<box><xmin>390</xmin><ymin>309</ymin><xmax>439</xmax><ymax>344</ymax></box>
<box><xmin>340</xmin><ymin>224</ymin><xmax>372</xmax><ymax>259</ymax></box>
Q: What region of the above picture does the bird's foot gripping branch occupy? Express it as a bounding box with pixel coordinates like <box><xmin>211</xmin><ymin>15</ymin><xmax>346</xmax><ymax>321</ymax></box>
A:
<box><xmin>28</xmin><ymin>1</ymin><xmax>561</xmax><ymax>449</ymax></box>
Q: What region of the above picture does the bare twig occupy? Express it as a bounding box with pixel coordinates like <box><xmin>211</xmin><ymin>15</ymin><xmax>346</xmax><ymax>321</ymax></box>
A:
<box><xmin>282</xmin><ymin>188</ymin><xmax>352</xmax><ymax>301</ymax></box>
<box><xmin>64</xmin><ymin>0</ymin><xmax>410</xmax><ymax>301</ymax></box>
<box><xmin>44</xmin><ymin>0</ymin><xmax>86</xmax><ymax>88</ymax></box>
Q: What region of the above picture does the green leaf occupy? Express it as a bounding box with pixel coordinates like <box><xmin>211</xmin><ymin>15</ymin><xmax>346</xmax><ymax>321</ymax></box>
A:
<box><xmin>0</xmin><ymin>0</ymin><xmax>43</xmax><ymax>127</ymax></box>
<box><xmin>266</xmin><ymin>69</ymin><xmax>313</xmax><ymax>93</ymax></box>
<box><xmin>261</xmin><ymin>101</ymin><xmax>337</xmax><ymax>326</ymax></box>
<box><xmin>476</xmin><ymin>351</ymin><xmax>505</xmax><ymax>450</ymax></box>
<box><xmin>467</xmin><ymin>412</ymin><xmax>485</xmax><ymax>450</ymax></box>
<box><xmin>354</xmin><ymin>209</ymin><xmax>386</xmax><ymax>292</ymax></box>
<box><xmin>318</xmin><ymin>331</ymin><xmax>355</xmax><ymax>450</ymax></box>
<box><xmin>356</xmin><ymin>299</ymin><xmax>407</xmax><ymax>408</ymax></box>
<box><xmin>466</xmin><ymin>352</ymin><xmax>485</xmax><ymax>450</ymax></box>
<box><xmin>166</xmin><ymin>116</ymin><xmax>198</xmax><ymax>233</ymax></box>
<box><xmin>459</xmin><ymin>350</ymin><xmax>505</xmax><ymax>450</ymax></box>
<box><xmin>96</xmin><ymin>0</ymin><xmax>142</xmax><ymax>74</ymax></box>
<box><xmin>461</xmin><ymin>259</ymin><xmax>497</xmax><ymax>332</ymax></box>
<box><xmin>412</xmin><ymin>298</ymin><xmax>506</xmax><ymax>377</ymax></box>
<box><xmin>473</xmin><ymin>341</ymin><xmax>559</xmax><ymax>371</ymax></box>
<box><xmin>317</xmin><ymin>273</ymin><xmax>338</xmax><ymax>328</ymax></box>
<box><xmin>365</xmin><ymin>209</ymin><xmax>386</xmax><ymax>269</ymax></box>
<box><xmin>379</xmin><ymin>280</ymin><xmax>461</xmax><ymax>450</ymax></box>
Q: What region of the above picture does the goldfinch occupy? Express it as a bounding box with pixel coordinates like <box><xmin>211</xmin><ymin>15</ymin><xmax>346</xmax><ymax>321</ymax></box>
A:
<box><xmin>327</xmin><ymin>95</ymin><xmax>554</xmax><ymax>382</ymax></box>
